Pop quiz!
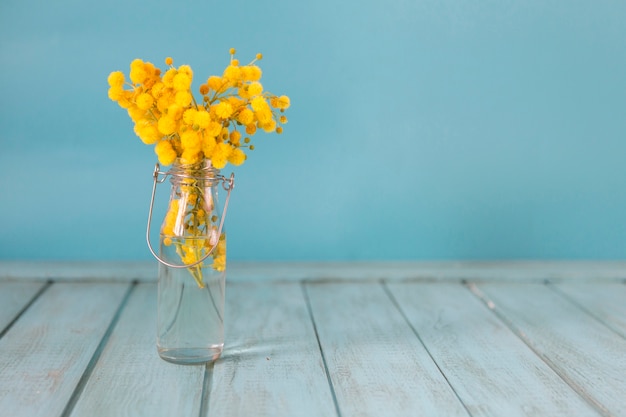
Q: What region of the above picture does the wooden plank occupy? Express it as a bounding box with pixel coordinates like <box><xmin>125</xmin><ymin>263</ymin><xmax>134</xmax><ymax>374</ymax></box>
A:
<box><xmin>0</xmin><ymin>282</ymin><xmax>129</xmax><ymax>417</ymax></box>
<box><xmin>228</xmin><ymin>261</ymin><xmax>626</xmax><ymax>282</ymax></box>
<box><xmin>69</xmin><ymin>283</ymin><xmax>205</xmax><ymax>417</ymax></box>
<box><xmin>2</xmin><ymin>260</ymin><xmax>626</xmax><ymax>283</ymax></box>
<box><xmin>305</xmin><ymin>282</ymin><xmax>469</xmax><ymax>417</ymax></box>
<box><xmin>209</xmin><ymin>282</ymin><xmax>337</xmax><ymax>417</ymax></box>
<box><xmin>0</xmin><ymin>281</ymin><xmax>47</xmax><ymax>333</ymax></box>
<box><xmin>552</xmin><ymin>283</ymin><xmax>626</xmax><ymax>339</ymax></box>
<box><xmin>386</xmin><ymin>282</ymin><xmax>600</xmax><ymax>417</ymax></box>
<box><xmin>472</xmin><ymin>283</ymin><xmax>626</xmax><ymax>417</ymax></box>
<box><xmin>0</xmin><ymin>261</ymin><xmax>156</xmax><ymax>282</ymax></box>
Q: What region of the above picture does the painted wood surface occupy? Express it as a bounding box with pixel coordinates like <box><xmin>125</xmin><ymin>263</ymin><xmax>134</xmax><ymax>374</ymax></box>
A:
<box><xmin>0</xmin><ymin>281</ymin><xmax>46</xmax><ymax>334</ymax></box>
<box><xmin>0</xmin><ymin>282</ymin><xmax>130</xmax><ymax>417</ymax></box>
<box><xmin>552</xmin><ymin>282</ymin><xmax>626</xmax><ymax>339</ymax></box>
<box><xmin>68</xmin><ymin>284</ymin><xmax>206</xmax><ymax>417</ymax></box>
<box><xmin>472</xmin><ymin>283</ymin><xmax>626</xmax><ymax>417</ymax></box>
<box><xmin>386</xmin><ymin>282</ymin><xmax>601</xmax><ymax>417</ymax></box>
<box><xmin>0</xmin><ymin>265</ymin><xmax>625</xmax><ymax>417</ymax></box>
<box><xmin>209</xmin><ymin>282</ymin><xmax>336</xmax><ymax>417</ymax></box>
<box><xmin>305</xmin><ymin>282</ymin><xmax>469</xmax><ymax>417</ymax></box>
<box><xmin>2</xmin><ymin>260</ymin><xmax>626</xmax><ymax>282</ymax></box>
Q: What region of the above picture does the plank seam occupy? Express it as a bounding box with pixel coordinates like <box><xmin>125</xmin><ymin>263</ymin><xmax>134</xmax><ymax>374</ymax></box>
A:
<box><xmin>465</xmin><ymin>282</ymin><xmax>611</xmax><ymax>417</ymax></box>
<box><xmin>0</xmin><ymin>279</ymin><xmax>52</xmax><ymax>340</ymax></box>
<box><xmin>60</xmin><ymin>281</ymin><xmax>138</xmax><ymax>417</ymax></box>
<box><xmin>381</xmin><ymin>281</ymin><xmax>474</xmax><ymax>417</ymax></box>
<box><xmin>199</xmin><ymin>362</ymin><xmax>214</xmax><ymax>417</ymax></box>
<box><xmin>301</xmin><ymin>282</ymin><xmax>343</xmax><ymax>417</ymax></box>
<box><xmin>547</xmin><ymin>283</ymin><xmax>626</xmax><ymax>341</ymax></box>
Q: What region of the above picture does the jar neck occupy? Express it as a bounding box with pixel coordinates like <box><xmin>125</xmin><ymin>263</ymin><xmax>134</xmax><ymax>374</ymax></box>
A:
<box><xmin>168</xmin><ymin>159</ymin><xmax>221</xmax><ymax>184</ymax></box>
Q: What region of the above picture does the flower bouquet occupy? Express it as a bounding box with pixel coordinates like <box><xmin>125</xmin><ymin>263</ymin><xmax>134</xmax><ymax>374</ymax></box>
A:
<box><xmin>108</xmin><ymin>49</ymin><xmax>289</xmax><ymax>286</ymax></box>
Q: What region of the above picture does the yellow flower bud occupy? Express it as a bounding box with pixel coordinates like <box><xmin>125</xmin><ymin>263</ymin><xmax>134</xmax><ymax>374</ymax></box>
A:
<box><xmin>214</xmin><ymin>101</ymin><xmax>234</xmax><ymax>119</ymax></box>
<box><xmin>247</xmin><ymin>81</ymin><xmax>263</xmax><ymax>97</ymax></box>
<box><xmin>155</xmin><ymin>140</ymin><xmax>177</xmax><ymax>166</ymax></box>
<box><xmin>245</xmin><ymin>124</ymin><xmax>257</xmax><ymax>135</ymax></box>
<box><xmin>107</xmin><ymin>71</ymin><xmax>125</xmax><ymax>87</ymax></box>
<box><xmin>129</xmin><ymin>59</ymin><xmax>147</xmax><ymax>84</ymax></box>
<box><xmin>135</xmin><ymin>93</ymin><xmax>154</xmax><ymax>110</ymax></box>
<box><xmin>229</xmin><ymin>130</ymin><xmax>241</xmax><ymax>145</ymax></box>
<box><xmin>157</xmin><ymin>116</ymin><xmax>177</xmax><ymax>135</ymax></box>
<box><xmin>194</xmin><ymin>110</ymin><xmax>211</xmax><ymax>128</ymax></box>
<box><xmin>237</xmin><ymin>108</ymin><xmax>254</xmax><ymax>125</ymax></box>
<box><xmin>183</xmin><ymin>108</ymin><xmax>198</xmax><ymax>125</ymax></box>
<box><xmin>181</xmin><ymin>130</ymin><xmax>201</xmax><ymax>152</ymax></box>
<box><xmin>202</xmin><ymin>135</ymin><xmax>217</xmax><ymax>157</ymax></box>
<box><xmin>228</xmin><ymin>148</ymin><xmax>246</xmax><ymax>166</ymax></box>
<box><xmin>107</xmin><ymin>86</ymin><xmax>124</xmax><ymax>101</ymax></box>
<box><xmin>207</xmin><ymin>76</ymin><xmax>224</xmax><ymax>91</ymax></box>
<box><xmin>276</xmin><ymin>95</ymin><xmax>290</xmax><ymax>109</ymax></box>
<box><xmin>173</xmin><ymin>72</ymin><xmax>192</xmax><ymax>91</ymax></box>
<box><xmin>174</xmin><ymin>90</ymin><xmax>192</xmax><ymax>107</ymax></box>
<box><xmin>223</xmin><ymin>65</ymin><xmax>242</xmax><ymax>82</ymax></box>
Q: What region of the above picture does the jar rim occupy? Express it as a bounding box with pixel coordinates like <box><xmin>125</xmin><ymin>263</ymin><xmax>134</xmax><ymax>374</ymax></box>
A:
<box><xmin>167</xmin><ymin>159</ymin><xmax>221</xmax><ymax>181</ymax></box>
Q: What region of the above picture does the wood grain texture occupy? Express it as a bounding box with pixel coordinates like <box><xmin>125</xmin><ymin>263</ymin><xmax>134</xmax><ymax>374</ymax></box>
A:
<box><xmin>473</xmin><ymin>283</ymin><xmax>626</xmax><ymax>417</ymax></box>
<box><xmin>69</xmin><ymin>284</ymin><xmax>205</xmax><ymax>417</ymax></box>
<box><xmin>386</xmin><ymin>282</ymin><xmax>600</xmax><ymax>417</ymax></box>
<box><xmin>0</xmin><ymin>281</ymin><xmax>46</xmax><ymax>333</ymax></box>
<box><xmin>305</xmin><ymin>282</ymin><xmax>469</xmax><ymax>417</ymax></box>
<box><xmin>0</xmin><ymin>282</ymin><xmax>129</xmax><ymax>417</ymax></box>
<box><xmin>552</xmin><ymin>282</ymin><xmax>626</xmax><ymax>339</ymax></box>
<box><xmin>209</xmin><ymin>282</ymin><xmax>337</xmax><ymax>417</ymax></box>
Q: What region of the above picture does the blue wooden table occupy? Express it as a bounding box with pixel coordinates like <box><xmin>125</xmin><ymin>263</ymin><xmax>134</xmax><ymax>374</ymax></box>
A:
<box><xmin>1</xmin><ymin>261</ymin><xmax>625</xmax><ymax>417</ymax></box>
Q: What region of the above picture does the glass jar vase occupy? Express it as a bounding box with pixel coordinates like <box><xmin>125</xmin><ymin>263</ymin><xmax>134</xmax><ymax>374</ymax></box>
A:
<box><xmin>147</xmin><ymin>160</ymin><xmax>234</xmax><ymax>365</ymax></box>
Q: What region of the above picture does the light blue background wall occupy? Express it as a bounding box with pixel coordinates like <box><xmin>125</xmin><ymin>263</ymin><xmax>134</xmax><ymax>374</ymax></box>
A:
<box><xmin>1</xmin><ymin>0</ymin><xmax>626</xmax><ymax>261</ymax></box>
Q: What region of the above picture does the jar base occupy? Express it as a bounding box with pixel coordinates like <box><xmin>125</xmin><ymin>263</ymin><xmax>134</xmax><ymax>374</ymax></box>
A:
<box><xmin>157</xmin><ymin>345</ymin><xmax>223</xmax><ymax>365</ymax></box>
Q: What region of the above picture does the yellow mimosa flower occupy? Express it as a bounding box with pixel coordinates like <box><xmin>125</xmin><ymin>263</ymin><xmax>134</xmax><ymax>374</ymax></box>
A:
<box><xmin>136</xmin><ymin>93</ymin><xmax>154</xmax><ymax>110</ymax></box>
<box><xmin>202</xmin><ymin>135</ymin><xmax>217</xmax><ymax>157</ymax></box>
<box><xmin>228</xmin><ymin>148</ymin><xmax>246</xmax><ymax>166</ymax></box>
<box><xmin>229</xmin><ymin>130</ymin><xmax>241</xmax><ymax>145</ymax></box>
<box><xmin>207</xmin><ymin>76</ymin><xmax>224</xmax><ymax>92</ymax></box>
<box><xmin>223</xmin><ymin>65</ymin><xmax>242</xmax><ymax>82</ymax></box>
<box><xmin>107</xmin><ymin>86</ymin><xmax>124</xmax><ymax>101</ymax></box>
<box><xmin>129</xmin><ymin>59</ymin><xmax>148</xmax><ymax>84</ymax></box>
<box><xmin>214</xmin><ymin>101</ymin><xmax>233</xmax><ymax>119</ymax></box>
<box><xmin>241</xmin><ymin>65</ymin><xmax>262</xmax><ymax>81</ymax></box>
<box><xmin>173</xmin><ymin>72</ymin><xmax>192</xmax><ymax>91</ymax></box>
<box><xmin>107</xmin><ymin>71</ymin><xmax>125</xmax><ymax>87</ymax></box>
<box><xmin>175</xmin><ymin>90</ymin><xmax>192</xmax><ymax>107</ymax></box>
<box><xmin>155</xmin><ymin>140</ymin><xmax>177</xmax><ymax>167</ymax></box>
<box><xmin>245</xmin><ymin>124</ymin><xmax>257</xmax><ymax>135</ymax></box>
<box><xmin>237</xmin><ymin>108</ymin><xmax>254</xmax><ymax>125</ymax></box>
<box><xmin>194</xmin><ymin>110</ymin><xmax>211</xmax><ymax>129</ymax></box>
<box><xmin>183</xmin><ymin>108</ymin><xmax>198</xmax><ymax>125</ymax></box>
<box><xmin>275</xmin><ymin>95</ymin><xmax>291</xmax><ymax>109</ymax></box>
<box><xmin>157</xmin><ymin>116</ymin><xmax>177</xmax><ymax>135</ymax></box>
<box><xmin>247</xmin><ymin>82</ymin><xmax>263</xmax><ymax>97</ymax></box>
<box><xmin>181</xmin><ymin>130</ymin><xmax>201</xmax><ymax>152</ymax></box>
